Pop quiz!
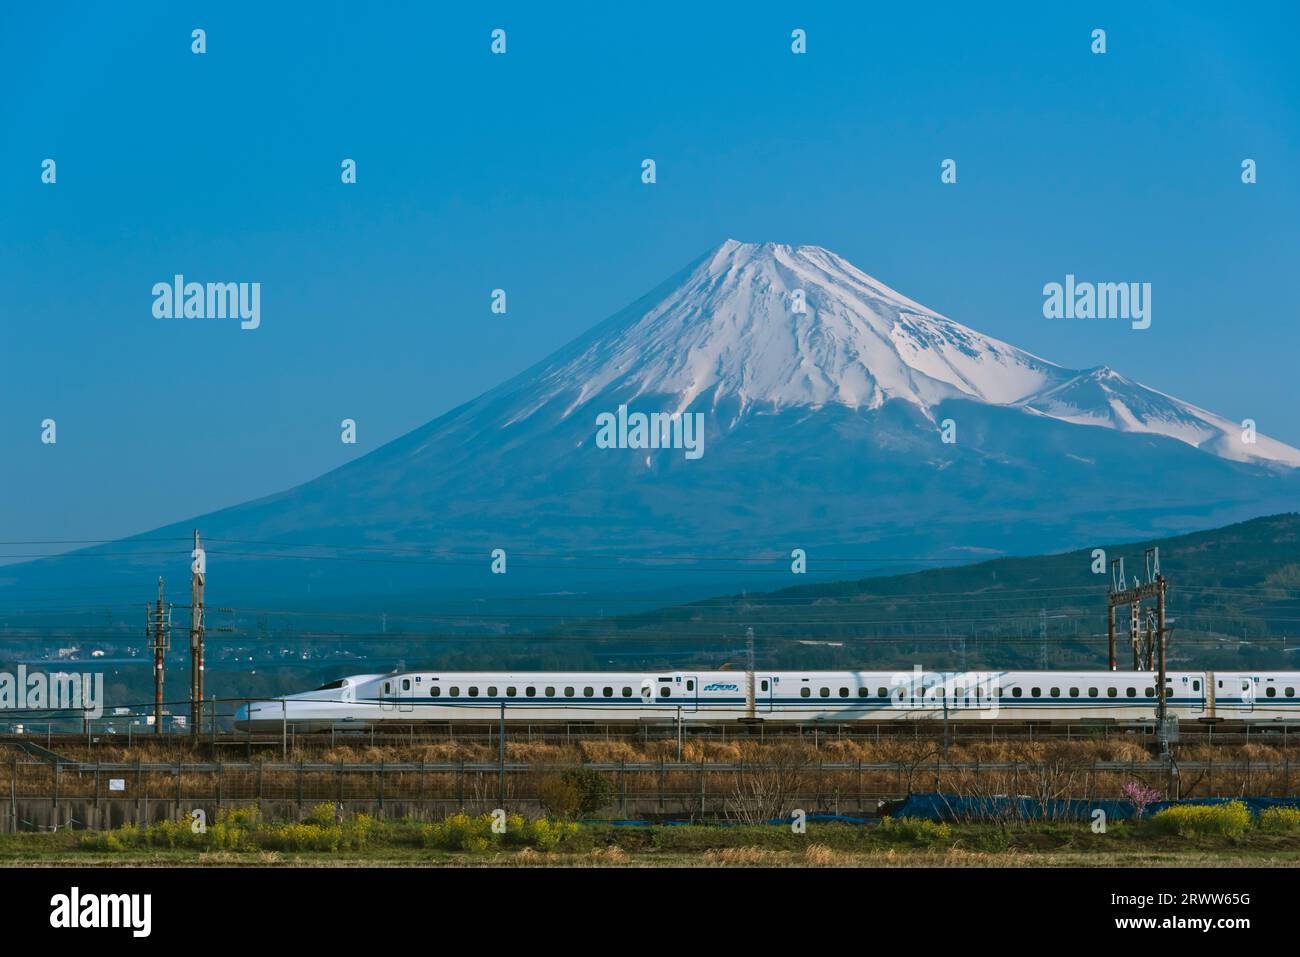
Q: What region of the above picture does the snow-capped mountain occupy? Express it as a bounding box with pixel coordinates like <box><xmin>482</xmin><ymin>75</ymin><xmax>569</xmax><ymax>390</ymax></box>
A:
<box><xmin>5</xmin><ymin>240</ymin><xmax>1299</xmax><ymax>609</ymax></box>
<box><xmin>501</xmin><ymin>239</ymin><xmax>1297</xmax><ymax>468</ymax></box>
<box><xmin>1018</xmin><ymin>365</ymin><xmax>1300</xmax><ymax>468</ymax></box>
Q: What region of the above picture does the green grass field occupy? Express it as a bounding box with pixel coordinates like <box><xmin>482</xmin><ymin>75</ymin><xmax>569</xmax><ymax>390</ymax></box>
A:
<box><xmin>3</xmin><ymin>805</ymin><xmax>1299</xmax><ymax>867</ymax></box>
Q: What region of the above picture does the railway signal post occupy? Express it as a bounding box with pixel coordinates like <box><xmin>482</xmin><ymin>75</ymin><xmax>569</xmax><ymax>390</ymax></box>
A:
<box><xmin>1107</xmin><ymin>550</ymin><xmax>1174</xmax><ymax>759</ymax></box>
<box><xmin>147</xmin><ymin>578</ymin><xmax>171</xmax><ymax>734</ymax></box>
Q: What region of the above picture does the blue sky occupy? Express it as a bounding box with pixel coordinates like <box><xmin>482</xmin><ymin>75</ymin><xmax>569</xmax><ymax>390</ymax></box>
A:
<box><xmin>3</xmin><ymin>1</ymin><xmax>1298</xmax><ymax>552</ymax></box>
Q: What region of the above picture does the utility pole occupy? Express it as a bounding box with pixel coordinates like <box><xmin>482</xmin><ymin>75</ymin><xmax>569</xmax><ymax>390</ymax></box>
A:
<box><xmin>1131</xmin><ymin>600</ymin><xmax>1142</xmax><ymax>670</ymax></box>
<box><xmin>1106</xmin><ymin>602</ymin><xmax>1117</xmax><ymax>671</ymax></box>
<box><xmin>147</xmin><ymin>578</ymin><xmax>171</xmax><ymax>734</ymax></box>
<box><xmin>1156</xmin><ymin>574</ymin><xmax>1168</xmax><ymax>728</ymax></box>
<box><xmin>190</xmin><ymin>529</ymin><xmax>205</xmax><ymax>738</ymax></box>
<box><xmin>1107</xmin><ymin>549</ymin><xmax>1173</xmax><ymax>753</ymax></box>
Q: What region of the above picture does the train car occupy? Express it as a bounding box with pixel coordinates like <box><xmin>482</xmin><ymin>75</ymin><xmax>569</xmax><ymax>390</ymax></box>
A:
<box><xmin>233</xmin><ymin>668</ymin><xmax>1300</xmax><ymax>730</ymax></box>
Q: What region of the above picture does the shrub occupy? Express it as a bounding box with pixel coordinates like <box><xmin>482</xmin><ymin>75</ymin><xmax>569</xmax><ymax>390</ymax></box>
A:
<box><xmin>423</xmin><ymin>813</ymin><xmax>494</xmax><ymax>852</ymax></box>
<box><xmin>304</xmin><ymin>802</ymin><xmax>341</xmax><ymax>827</ymax></box>
<box><xmin>523</xmin><ymin>816</ymin><xmax>578</xmax><ymax>850</ymax></box>
<box><xmin>559</xmin><ymin>767</ymin><xmax>613</xmax><ymax>817</ymax></box>
<box><xmin>1257</xmin><ymin>807</ymin><xmax>1300</xmax><ymax>833</ymax></box>
<box><xmin>878</xmin><ymin>816</ymin><xmax>953</xmax><ymax>845</ymax></box>
<box><xmin>537</xmin><ymin>775</ymin><xmax>581</xmax><ymax>819</ymax></box>
<box><xmin>218</xmin><ymin>805</ymin><xmax>261</xmax><ymax>828</ymax></box>
<box><xmin>538</xmin><ymin>768</ymin><xmax>612</xmax><ymax>819</ymax></box>
<box><xmin>79</xmin><ymin>804</ymin><xmax>377</xmax><ymax>855</ymax></box>
<box><xmin>1122</xmin><ymin>780</ymin><xmax>1163</xmax><ymax>818</ymax></box>
<box><xmin>1151</xmin><ymin>801</ymin><xmax>1250</xmax><ymax>838</ymax></box>
<box><xmin>421</xmin><ymin>813</ymin><xmax>578</xmax><ymax>852</ymax></box>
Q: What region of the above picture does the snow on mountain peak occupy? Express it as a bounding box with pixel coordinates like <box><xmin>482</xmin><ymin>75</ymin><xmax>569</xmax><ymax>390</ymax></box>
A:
<box><xmin>528</xmin><ymin>239</ymin><xmax>1063</xmax><ymax>419</ymax></box>
<box><xmin>498</xmin><ymin>240</ymin><xmax>1299</xmax><ymax>470</ymax></box>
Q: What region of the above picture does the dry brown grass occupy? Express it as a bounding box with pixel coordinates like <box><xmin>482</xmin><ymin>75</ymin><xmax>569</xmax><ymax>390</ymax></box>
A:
<box><xmin>586</xmin><ymin>846</ymin><xmax>630</xmax><ymax>865</ymax></box>
<box><xmin>802</xmin><ymin>843</ymin><xmax>837</xmax><ymax>866</ymax></box>
<box><xmin>704</xmin><ymin>846</ymin><xmax>777</xmax><ymax>865</ymax></box>
<box><xmin>9</xmin><ymin>734</ymin><xmax>1298</xmax><ymax>805</ymax></box>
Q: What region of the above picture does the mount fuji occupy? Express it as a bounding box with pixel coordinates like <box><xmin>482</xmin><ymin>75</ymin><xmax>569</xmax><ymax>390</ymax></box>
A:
<box><xmin>7</xmin><ymin>240</ymin><xmax>1300</xmax><ymax>609</ymax></box>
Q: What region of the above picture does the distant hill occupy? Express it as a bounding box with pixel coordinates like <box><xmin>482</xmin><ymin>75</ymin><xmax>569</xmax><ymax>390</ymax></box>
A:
<box><xmin>5</xmin><ymin>514</ymin><xmax>1297</xmax><ymax>707</ymax></box>
<box><xmin>522</xmin><ymin>513</ymin><xmax>1300</xmax><ymax>674</ymax></box>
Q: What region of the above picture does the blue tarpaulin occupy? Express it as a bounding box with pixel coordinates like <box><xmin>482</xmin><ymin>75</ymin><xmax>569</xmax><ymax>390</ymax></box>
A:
<box><xmin>887</xmin><ymin>793</ymin><xmax>1300</xmax><ymax>823</ymax></box>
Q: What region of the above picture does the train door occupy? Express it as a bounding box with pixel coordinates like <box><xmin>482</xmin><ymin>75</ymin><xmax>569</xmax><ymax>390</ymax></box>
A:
<box><xmin>1240</xmin><ymin>676</ymin><xmax>1255</xmax><ymax>712</ymax></box>
<box><xmin>757</xmin><ymin>676</ymin><xmax>774</xmax><ymax>713</ymax></box>
<box><xmin>380</xmin><ymin>678</ymin><xmax>396</xmax><ymax>712</ymax></box>
<box><xmin>397</xmin><ymin>675</ymin><xmax>415</xmax><ymax>713</ymax></box>
<box><xmin>683</xmin><ymin>675</ymin><xmax>699</xmax><ymax>712</ymax></box>
<box><xmin>1187</xmin><ymin>673</ymin><xmax>1206</xmax><ymax>714</ymax></box>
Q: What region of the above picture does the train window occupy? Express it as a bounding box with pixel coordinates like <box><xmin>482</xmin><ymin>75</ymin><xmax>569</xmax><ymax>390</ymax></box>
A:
<box><xmin>1126</xmin><ymin>688</ymin><xmax>1136</xmax><ymax>697</ymax></box>
<box><xmin>564</xmin><ymin>687</ymin><xmax>575</xmax><ymax>697</ymax></box>
<box><xmin>1267</xmin><ymin>687</ymin><xmax>1277</xmax><ymax>698</ymax></box>
<box><xmin>687</xmin><ymin>680</ymin><xmax>694</xmax><ymax>691</ymax></box>
<box><xmin>430</xmin><ymin>687</ymin><xmax>441</xmax><ymax>698</ymax></box>
<box><xmin>858</xmin><ymin>688</ymin><xmax>869</xmax><ymax>697</ymax></box>
<box><xmin>819</xmin><ymin>687</ymin><xmax>830</xmax><ymax>698</ymax></box>
<box><xmin>545</xmin><ymin>686</ymin><xmax>555</xmax><ymax>696</ymax></box>
<box><xmin>955</xmin><ymin>686</ymin><xmax>965</xmax><ymax>698</ymax></box>
<box><xmin>525</xmin><ymin>687</ymin><xmax>536</xmax><ymax>697</ymax></box>
<box><xmin>488</xmin><ymin>686</ymin><xmax>498</xmax><ymax>697</ymax></box>
<box><xmin>659</xmin><ymin>687</ymin><xmax>672</xmax><ymax>698</ymax></box>
<box><xmin>801</xmin><ymin>688</ymin><xmax>811</xmax><ymax>698</ymax></box>
<box><xmin>1012</xmin><ymin>688</ymin><xmax>1022</xmax><ymax>698</ymax></box>
<box><xmin>449</xmin><ymin>687</ymin><xmax>460</xmax><ymax>697</ymax></box>
<box><xmin>1107</xmin><ymin>687</ymin><xmax>1117</xmax><ymax>698</ymax></box>
<box><xmin>839</xmin><ymin>688</ymin><xmax>849</xmax><ymax>697</ymax></box>
<box><xmin>1031</xmin><ymin>687</ymin><xmax>1041</xmax><ymax>697</ymax></box>
<box><xmin>1288</xmin><ymin>688</ymin><xmax>1296</xmax><ymax>698</ymax></box>
<box><xmin>1069</xmin><ymin>688</ymin><xmax>1080</xmax><ymax>698</ymax></box>
<box><xmin>383</xmin><ymin>681</ymin><xmax>391</xmax><ymax>695</ymax></box>
<box><xmin>469</xmin><ymin>687</ymin><xmax>479</xmax><ymax>697</ymax></box>
<box><xmin>1145</xmin><ymin>688</ymin><xmax>1155</xmax><ymax>698</ymax></box>
<box><xmin>1193</xmin><ymin>680</ymin><xmax>1200</xmax><ymax>691</ymax></box>
<box><xmin>507</xmin><ymin>687</ymin><xmax>517</xmax><ymax>697</ymax></box>
<box><xmin>1050</xmin><ymin>687</ymin><xmax>1060</xmax><ymax>697</ymax></box>
<box><xmin>1088</xmin><ymin>688</ymin><xmax>1098</xmax><ymax>698</ymax></box>
<box><xmin>878</xmin><ymin>688</ymin><xmax>888</xmax><ymax>698</ymax></box>
<box><xmin>603</xmin><ymin>687</ymin><xmax>613</xmax><ymax>697</ymax></box>
<box><xmin>622</xmin><ymin>687</ymin><xmax>633</xmax><ymax>697</ymax></box>
<box><xmin>401</xmin><ymin>679</ymin><xmax>412</xmax><ymax>691</ymax></box>
<box><xmin>761</xmin><ymin>681</ymin><xmax>769</xmax><ymax>691</ymax></box>
<box><xmin>583</xmin><ymin>687</ymin><xmax>594</xmax><ymax>697</ymax></box>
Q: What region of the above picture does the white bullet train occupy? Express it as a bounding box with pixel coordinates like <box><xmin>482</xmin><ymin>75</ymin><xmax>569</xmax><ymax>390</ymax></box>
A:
<box><xmin>233</xmin><ymin>668</ymin><xmax>1300</xmax><ymax>730</ymax></box>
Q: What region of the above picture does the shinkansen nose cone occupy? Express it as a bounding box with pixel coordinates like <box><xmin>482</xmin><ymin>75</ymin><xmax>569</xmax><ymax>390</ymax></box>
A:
<box><xmin>233</xmin><ymin>701</ymin><xmax>283</xmax><ymax>732</ymax></box>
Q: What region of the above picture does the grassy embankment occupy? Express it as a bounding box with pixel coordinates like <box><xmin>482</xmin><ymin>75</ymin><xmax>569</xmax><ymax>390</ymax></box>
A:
<box><xmin>2</xmin><ymin>803</ymin><xmax>1299</xmax><ymax>867</ymax></box>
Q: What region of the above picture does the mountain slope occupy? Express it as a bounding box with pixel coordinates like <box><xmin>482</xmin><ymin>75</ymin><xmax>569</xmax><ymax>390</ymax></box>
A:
<box><xmin>4</xmin><ymin>240</ymin><xmax>1299</xmax><ymax>612</ymax></box>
